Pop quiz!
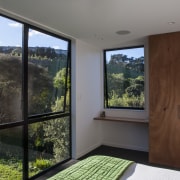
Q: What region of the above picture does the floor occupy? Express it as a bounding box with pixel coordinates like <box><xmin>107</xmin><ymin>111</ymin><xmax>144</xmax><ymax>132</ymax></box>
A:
<box><xmin>35</xmin><ymin>145</ymin><xmax>149</xmax><ymax>180</ymax></box>
<box><xmin>79</xmin><ymin>145</ymin><xmax>149</xmax><ymax>165</ymax></box>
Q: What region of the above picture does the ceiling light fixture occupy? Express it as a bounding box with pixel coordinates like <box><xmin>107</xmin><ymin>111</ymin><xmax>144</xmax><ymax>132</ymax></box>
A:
<box><xmin>116</xmin><ymin>30</ymin><xmax>131</xmax><ymax>35</ymax></box>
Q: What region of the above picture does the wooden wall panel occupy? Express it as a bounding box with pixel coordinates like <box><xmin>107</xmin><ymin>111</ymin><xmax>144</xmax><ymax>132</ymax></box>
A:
<box><xmin>149</xmin><ymin>32</ymin><xmax>180</xmax><ymax>168</ymax></box>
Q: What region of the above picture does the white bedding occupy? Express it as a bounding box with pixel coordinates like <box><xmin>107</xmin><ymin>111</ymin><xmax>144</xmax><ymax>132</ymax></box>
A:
<box><xmin>120</xmin><ymin>163</ymin><xmax>180</xmax><ymax>180</ymax></box>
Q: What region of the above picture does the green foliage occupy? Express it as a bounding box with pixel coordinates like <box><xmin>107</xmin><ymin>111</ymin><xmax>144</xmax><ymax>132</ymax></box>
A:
<box><xmin>53</xmin><ymin>68</ymin><xmax>70</xmax><ymax>112</ymax></box>
<box><xmin>52</xmin><ymin>96</ymin><xmax>65</xmax><ymax>112</ymax></box>
<box><xmin>33</xmin><ymin>158</ymin><xmax>52</xmax><ymax>169</ymax></box>
<box><xmin>28</xmin><ymin>117</ymin><xmax>70</xmax><ymax>164</ymax></box>
<box><xmin>28</xmin><ymin>62</ymin><xmax>54</xmax><ymax>114</ymax></box>
<box><xmin>108</xmin><ymin>91</ymin><xmax>125</xmax><ymax>107</ymax></box>
<box><xmin>43</xmin><ymin>117</ymin><xmax>70</xmax><ymax>162</ymax></box>
<box><xmin>0</xmin><ymin>54</ymin><xmax>22</xmax><ymax>123</ymax></box>
<box><xmin>135</xmin><ymin>75</ymin><xmax>144</xmax><ymax>85</ymax></box>
<box><xmin>122</xmin><ymin>93</ymin><xmax>144</xmax><ymax>108</ymax></box>
<box><xmin>107</xmin><ymin>73</ymin><xmax>125</xmax><ymax>97</ymax></box>
<box><xmin>0</xmin><ymin>49</ymin><xmax>70</xmax><ymax>178</ymax></box>
<box><xmin>106</xmin><ymin>54</ymin><xmax>145</xmax><ymax>108</ymax></box>
<box><xmin>126</xmin><ymin>84</ymin><xmax>144</xmax><ymax>97</ymax></box>
<box><xmin>53</xmin><ymin>68</ymin><xmax>67</xmax><ymax>88</ymax></box>
<box><xmin>28</xmin><ymin>122</ymin><xmax>46</xmax><ymax>153</ymax></box>
<box><xmin>108</xmin><ymin>92</ymin><xmax>144</xmax><ymax>108</ymax></box>
<box><xmin>0</xmin><ymin>163</ymin><xmax>22</xmax><ymax>180</ymax></box>
<box><xmin>0</xmin><ymin>47</ymin><xmax>70</xmax><ymax>179</ymax></box>
<box><xmin>0</xmin><ymin>158</ymin><xmax>48</xmax><ymax>179</ymax></box>
<box><xmin>0</xmin><ymin>158</ymin><xmax>22</xmax><ymax>180</ymax></box>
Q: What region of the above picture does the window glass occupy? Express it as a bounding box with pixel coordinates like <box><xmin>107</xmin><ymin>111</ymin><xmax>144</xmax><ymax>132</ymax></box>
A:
<box><xmin>0</xmin><ymin>15</ymin><xmax>71</xmax><ymax>179</ymax></box>
<box><xmin>0</xmin><ymin>127</ymin><xmax>23</xmax><ymax>179</ymax></box>
<box><xmin>28</xmin><ymin>117</ymin><xmax>70</xmax><ymax>177</ymax></box>
<box><xmin>28</xmin><ymin>29</ymin><xmax>70</xmax><ymax>115</ymax></box>
<box><xmin>0</xmin><ymin>16</ymin><xmax>23</xmax><ymax>123</ymax></box>
<box><xmin>104</xmin><ymin>46</ymin><xmax>145</xmax><ymax>109</ymax></box>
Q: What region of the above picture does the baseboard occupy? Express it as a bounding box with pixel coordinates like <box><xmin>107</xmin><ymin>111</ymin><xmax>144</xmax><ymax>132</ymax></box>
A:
<box><xmin>102</xmin><ymin>142</ymin><xmax>149</xmax><ymax>152</ymax></box>
<box><xmin>75</xmin><ymin>141</ymin><xmax>148</xmax><ymax>159</ymax></box>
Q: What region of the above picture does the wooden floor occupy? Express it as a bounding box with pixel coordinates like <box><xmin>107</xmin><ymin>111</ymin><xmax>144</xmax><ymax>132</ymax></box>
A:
<box><xmin>35</xmin><ymin>145</ymin><xmax>149</xmax><ymax>179</ymax></box>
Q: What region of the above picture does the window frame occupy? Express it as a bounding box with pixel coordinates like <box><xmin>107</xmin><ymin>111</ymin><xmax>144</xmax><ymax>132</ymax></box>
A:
<box><xmin>103</xmin><ymin>45</ymin><xmax>146</xmax><ymax>111</ymax></box>
<box><xmin>27</xmin><ymin>25</ymin><xmax>70</xmax><ymax>118</ymax></box>
<box><xmin>0</xmin><ymin>14</ymin><xmax>72</xmax><ymax>180</ymax></box>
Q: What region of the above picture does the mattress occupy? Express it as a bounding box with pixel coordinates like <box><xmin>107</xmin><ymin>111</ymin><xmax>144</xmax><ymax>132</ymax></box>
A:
<box><xmin>120</xmin><ymin>163</ymin><xmax>180</xmax><ymax>180</ymax></box>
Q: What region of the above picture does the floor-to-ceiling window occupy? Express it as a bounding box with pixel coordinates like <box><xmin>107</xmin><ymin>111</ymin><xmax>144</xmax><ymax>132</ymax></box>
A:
<box><xmin>0</xmin><ymin>15</ymin><xmax>71</xmax><ymax>180</ymax></box>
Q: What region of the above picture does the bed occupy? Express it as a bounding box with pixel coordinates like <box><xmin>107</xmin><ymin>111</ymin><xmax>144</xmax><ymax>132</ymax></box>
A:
<box><xmin>120</xmin><ymin>163</ymin><xmax>180</xmax><ymax>180</ymax></box>
<box><xmin>48</xmin><ymin>155</ymin><xmax>180</xmax><ymax>180</ymax></box>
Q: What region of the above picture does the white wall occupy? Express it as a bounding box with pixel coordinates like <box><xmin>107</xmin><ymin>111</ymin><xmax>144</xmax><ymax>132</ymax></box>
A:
<box><xmin>101</xmin><ymin>122</ymin><xmax>149</xmax><ymax>152</ymax></box>
<box><xmin>72</xmin><ymin>39</ymin><xmax>102</xmax><ymax>159</ymax></box>
<box><xmin>72</xmin><ymin>40</ymin><xmax>149</xmax><ymax>159</ymax></box>
<box><xmin>101</xmin><ymin>40</ymin><xmax>149</xmax><ymax>152</ymax></box>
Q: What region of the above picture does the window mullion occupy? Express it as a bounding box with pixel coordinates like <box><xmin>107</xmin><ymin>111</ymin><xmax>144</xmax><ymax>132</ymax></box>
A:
<box><xmin>22</xmin><ymin>24</ymin><xmax>29</xmax><ymax>180</ymax></box>
<box><xmin>63</xmin><ymin>41</ymin><xmax>71</xmax><ymax>112</ymax></box>
<box><xmin>104</xmin><ymin>51</ymin><xmax>109</xmax><ymax>108</ymax></box>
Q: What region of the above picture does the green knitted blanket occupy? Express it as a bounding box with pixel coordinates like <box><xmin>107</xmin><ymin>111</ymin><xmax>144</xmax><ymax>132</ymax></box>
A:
<box><xmin>48</xmin><ymin>155</ymin><xmax>133</xmax><ymax>180</ymax></box>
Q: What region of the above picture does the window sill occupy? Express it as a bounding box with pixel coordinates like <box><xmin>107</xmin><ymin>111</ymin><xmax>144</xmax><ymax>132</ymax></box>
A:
<box><xmin>94</xmin><ymin>116</ymin><xmax>149</xmax><ymax>124</ymax></box>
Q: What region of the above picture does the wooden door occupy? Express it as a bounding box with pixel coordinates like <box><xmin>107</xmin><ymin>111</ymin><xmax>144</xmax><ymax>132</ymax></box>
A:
<box><xmin>149</xmin><ymin>32</ymin><xmax>180</xmax><ymax>168</ymax></box>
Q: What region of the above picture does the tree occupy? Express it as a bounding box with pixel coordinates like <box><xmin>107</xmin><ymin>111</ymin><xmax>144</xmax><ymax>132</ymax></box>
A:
<box><xmin>107</xmin><ymin>73</ymin><xmax>125</xmax><ymax>99</ymax></box>
<box><xmin>28</xmin><ymin>62</ymin><xmax>53</xmax><ymax>115</ymax></box>
<box><xmin>0</xmin><ymin>55</ymin><xmax>22</xmax><ymax>123</ymax></box>
<box><xmin>0</xmin><ymin>54</ymin><xmax>54</xmax><ymax>121</ymax></box>
<box><xmin>43</xmin><ymin>117</ymin><xmax>70</xmax><ymax>162</ymax></box>
<box><xmin>52</xmin><ymin>67</ymin><xmax>70</xmax><ymax>112</ymax></box>
<box><xmin>106</xmin><ymin>53</ymin><xmax>145</xmax><ymax>108</ymax></box>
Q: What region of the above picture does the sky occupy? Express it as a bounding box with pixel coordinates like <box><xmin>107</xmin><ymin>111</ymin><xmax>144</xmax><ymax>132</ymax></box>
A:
<box><xmin>0</xmin><ymin>16</ymin><xmax>68</xmax><ymax>50</ymax></box>
<box><xmin>106</xmin><ymin>47</ymin><xmax>144</xmax><ymax>62</ymax></box>
<box><xmin>0</xmin><ymin>15</ymin><xmax>144</xmax><ymax>56</ymax></box>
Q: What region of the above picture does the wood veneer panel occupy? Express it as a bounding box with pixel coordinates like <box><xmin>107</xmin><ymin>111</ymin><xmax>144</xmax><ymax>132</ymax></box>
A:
<box><xmin>149</xmin><ymin>32</ymin><xmax>180</xmax><ymax>168</ymax></box>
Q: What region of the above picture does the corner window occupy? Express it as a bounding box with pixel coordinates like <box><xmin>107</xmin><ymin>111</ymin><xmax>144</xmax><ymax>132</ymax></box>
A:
<box><xmin>104</xmin><ymin>46</ymin><xmax>145</xmax><ymax>110</ymax></box>
<box><xmin>0</xmin><ymin>15</ymin><xmax>71</xmax><ymax>179</ymax></box>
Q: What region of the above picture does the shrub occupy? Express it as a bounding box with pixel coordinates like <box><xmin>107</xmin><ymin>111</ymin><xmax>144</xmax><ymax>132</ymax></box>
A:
<box><xmin>33</xmin><ymin>158</ymin><xmax>52</xmax><ymax>169</ymax></box>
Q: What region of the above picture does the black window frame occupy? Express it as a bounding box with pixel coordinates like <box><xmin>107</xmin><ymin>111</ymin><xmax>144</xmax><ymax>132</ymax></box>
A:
<box><xmin>0</xmin><ymin>14</ymin><xmax>72</xmax><ymax>180</ymax></box>
<box><xmin>104</xmin><ymin>45</ymin><xmax>145</xmax><ymax>110</ymax></box>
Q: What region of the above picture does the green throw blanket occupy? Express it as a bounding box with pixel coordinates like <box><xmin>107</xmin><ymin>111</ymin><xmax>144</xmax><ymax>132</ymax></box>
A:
<box><xmin>48</xmin><ymin>155</ymin><xmax>133</xmax><ymax>180</ymax></box>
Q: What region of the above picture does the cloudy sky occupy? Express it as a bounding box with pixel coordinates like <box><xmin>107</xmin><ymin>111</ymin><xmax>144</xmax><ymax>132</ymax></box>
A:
<box><xmin>0</xmin><ymin>16</ymin><xmax>68</xmax><ymax>50</ymax></box>
<box><xmin>106</xmin><ymin>47</ymin><xmax>144</xmax><ymax>62</ymax></box>
<box><xmin>0</xmin><ymin>15</ymin><xmax>144</xmax><ymax>58</ymax></box>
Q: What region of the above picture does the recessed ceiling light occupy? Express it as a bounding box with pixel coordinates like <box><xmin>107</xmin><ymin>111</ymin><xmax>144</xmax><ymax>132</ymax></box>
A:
<box><xmin>116</xmin><ymin>30</ymin><xmax>131</xmax><ymax>35</ymax></box>
<box><xmin>168</xmin><ymin>21</ymin><xmax>176</xmax><ymax>25</ymax></box>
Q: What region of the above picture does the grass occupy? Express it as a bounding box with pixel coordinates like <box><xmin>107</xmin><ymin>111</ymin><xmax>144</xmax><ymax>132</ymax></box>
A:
<box><xmin>0</xmin><ymin>162</ymin><xmax>22</xmax><ymax>180</ymax></box>
<box><xmin>0</xmin><ymin>157</ymin><xmax>53</xmax><ymax>179</ymax></box>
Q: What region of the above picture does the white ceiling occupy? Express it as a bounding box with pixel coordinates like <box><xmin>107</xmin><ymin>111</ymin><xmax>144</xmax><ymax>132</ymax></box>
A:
<box><xmin>0</xmin><ymin>0</ymin><xmax>180</xmax><ymax>49</ymax></box>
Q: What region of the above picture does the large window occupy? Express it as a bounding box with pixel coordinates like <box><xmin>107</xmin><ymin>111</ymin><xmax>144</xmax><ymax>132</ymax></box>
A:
<box><xmin>104</xmin><ymin>46</ymin><xmax>145</xmax><ymax>109</ymax></box>
<box><xmin>0</xmin><ymin>15</ymin><xmax>71</xmax><ymax>179</ymax></box>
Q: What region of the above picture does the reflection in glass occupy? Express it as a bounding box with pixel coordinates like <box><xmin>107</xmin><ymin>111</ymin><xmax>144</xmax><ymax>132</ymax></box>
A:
<box><xmin>0</xmin><ymin>16</ymin><xmax>22</xmax><ymax>123</ymax></box>
<box><xmin>28</xmin><ymin>29</ymin><xmax>70</xmax><ymax>115</ymax></box>
<box><xmin>0</xmin><ymin>127</ymin><xmax>23</xmax><ymax>179</ymax></box>
<box><xmin>28</xmin><ymin>117</ymin><xmax>70</xmax><ymax>177</ymax></box>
